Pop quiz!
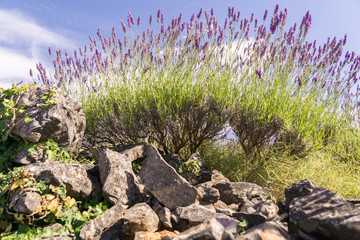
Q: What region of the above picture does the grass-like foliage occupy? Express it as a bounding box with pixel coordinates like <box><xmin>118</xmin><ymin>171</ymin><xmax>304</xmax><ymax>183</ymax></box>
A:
<box><xmin>33</xmin><ymin>4</ymin><xmax>360</xmax><ymax>158</ymax></box>
<box><xmin>31</xmin><ymin>4</ymin><xmax>360</xmax><ymax>197</ymax></box>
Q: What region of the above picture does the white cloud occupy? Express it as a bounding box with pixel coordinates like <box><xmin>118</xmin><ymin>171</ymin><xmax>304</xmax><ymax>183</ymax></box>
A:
<box><xmin>0</xmin><ymin>8</ymin><xmax>77</xmax><ymax>89</ymax></box>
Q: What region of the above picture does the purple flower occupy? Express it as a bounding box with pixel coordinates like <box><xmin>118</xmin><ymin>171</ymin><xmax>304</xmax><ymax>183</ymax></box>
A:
<box><xmin>274</xmin><ymin>4</ymin><xmax>279</xmax><ymax>14</ymax></box>
<box><xmin>211</xmin><ymin>7</ymin><xmax>214</xmax><ymax>16</ymax></box>
<box><xmin>190</xmin><ymin>13</ymin><xmax>195</xmax><ymax>23</ymax></box>
<box><xmin>297</xmin><ymin>76</ymin><xmax>302</xmax><ymax>86</ymax></box>
<box><xmin>137</xmin><ymin>16</ymin><xmax>141</xmax><ymax>26</ymax></box>
<box><xmin>197</xmin><ymin>8</ymin><xmax>203</xmax><ymax>19</ymax></box>
<box><xmin>48</xmin><ymin>47</ymin><xmax>52</xmax><ymax>56</ymax></box>
<box><xmin>29</xmin><ymin>69</ymin><xmax>33</xmax><ymax>77</ymax></box>
<box><xmin>263</xmin><ymin>10</ymin><xmax>268</xmax><ymax>21</ymax></box>
<box><xmin>255</xmin><ymin>70</ymin><xmax>262</xmax><ymax>78</ymax></box>
<box><xmin>121</xmin><ymin>20</ymin><xmax>127</xmax><ymax>33</ymax></box>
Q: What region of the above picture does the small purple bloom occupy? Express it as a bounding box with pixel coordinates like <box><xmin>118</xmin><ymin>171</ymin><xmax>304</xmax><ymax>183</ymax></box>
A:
<box><xmin>29</xmin><ymin>69</ymin><xmax>33</xmax><ymax>77</ymax></box>
<box><xmin>48</xmin><ymin>47</ymin><xmax>52</xmax><ymax>55</ymax></box>
<box><xmin>137</xmin><ymin>16</ymin><xmax>141</xmax><ymax>26</ymax></box>
<box><xmin>274</xmin><ymin>4</ymin><xmax>279</xmax><ymax>14</ymax></box>
<box><xmin>263</xmin><ymin>10</ymin><xmax>268</xmax><ymax>21</ymax></box>
<box><xmin>121</xmin><ymin>20</ymin><xmax>127</xmax><ymax>33</ymax></box>
<box><xmin>197</xmin><ymin>8</ymin><xmax>203</xmax><ymax>19</ymax></box>
<box><xmin>255</xmin><ymin>70</ymin><xmax>262</xmax><ymax>79</ymax></box>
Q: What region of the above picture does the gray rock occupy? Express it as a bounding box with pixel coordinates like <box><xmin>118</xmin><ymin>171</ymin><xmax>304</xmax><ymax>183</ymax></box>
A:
<box><xmin>24</xmin><ymin>161</ymin><xmax>98</xmax><ymax>200</ymax></box>
<box><xmin>173</xmin><ymin>217</ymin><xmax>238</xmax><ymax>240</ymax></box>
<box><xmin>284</xmin><ymin>179</ymin><xmax>316</xmax><ymax>210</ymax></box>
<box><xmin>158</xmin><ymin>207</ymin><xmax>172</xmax><ymax>228</ymax></box>
<box><xmin>237</xmin><ymin>221</ymin><xmax>290</xmax><ymax>240</ymax></box>
<box><xmin>98</xmin><ymin>148</ymin><xmax>143</xmax><ymax>205</ymax></box>
<box><xmin>288</xmin><ymin>182</ymin><xmax>360</xmax><ymax>240</ymax></box>
<box><xmin>211</xmin><ymin>170</ymin><xmax>230</xmax><ymax>185</ymax></box>
<box><xmin>214</xmin><ymin>181</ymin><xmax>268</xmax><ymax>205</ymax></box>
<box><xmin>38</xmin><ymin>237</ymin><xmax>73</xmax><ymax>240</ymax></box>
<box><xmin>10</xmin><ymin>85</ymin><xmax>86</xmax><ymax>158</ymax></box>
<box><xmin>122</xmin><ymin>203</ymin><xmax>159</xmax><ymax>236</ymax></box>
<box><xmin>8</xmin><ymin>189</ymin><xmax>42</xmax><ymax>215</ymax></box>
<box><xmin>197</xmin><ymin>181</ymin><xmax>220</xmax><ymax>203</ymax></box>
<box><xmin>180</xmin><ymin>152</ymin><xmax>212</xmax><ymax>185</ymax></box>
<box><xmin>164</xmin><ymin>153</ymin><xmax>182</xmax><ymax>170</ymax></box>
<box><xmin>233</xmin><ymin>212</ymin><xmax>267</xmax><ymax>229</ymax></box>
<box><xmin>79</xmin><ymin>203</ymin><xmax>127</xmax><ymax>240</ymax></box>
<box><xmin>237</xmin><ymin>199</ymin><xmax>279</xmax><ymax>221</ymax></box>
<box><xmin>139</xmin><ymin>145</ymin><xmax>200</xmax><ymax>210</ymax></box>
<box><xmin>114</xmin><ymin>143</ymin><xmax>146</xmax><ymax>162</ymax></box>
<box><xmin>11</xmin><ymin>147</ymin><xmax>45</xmax><ymax>165</ymax></box>
<box><xmin>174</xmin><ymin>204</ymin><xmax>217</xmax><ymax>226</ymax></box>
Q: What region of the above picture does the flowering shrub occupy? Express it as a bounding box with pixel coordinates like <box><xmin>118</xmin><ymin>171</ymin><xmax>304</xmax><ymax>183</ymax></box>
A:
<box><xmin>32</xmin><ymin>4</ymin><xmax>360</xmax><ymax>156</ymax></box>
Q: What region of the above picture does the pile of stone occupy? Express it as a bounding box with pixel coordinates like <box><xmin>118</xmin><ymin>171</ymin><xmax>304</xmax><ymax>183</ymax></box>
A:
<box><xmin>3</xmin><ymin>85</ymin><xmax>360</xmax><ymax>240</ymax></box>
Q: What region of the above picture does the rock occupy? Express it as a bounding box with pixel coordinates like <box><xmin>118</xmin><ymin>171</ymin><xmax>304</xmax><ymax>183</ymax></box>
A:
<box><xmin>197</xmin><ymin>181</ymin><xmax>220</xmax><ymax>203</ymax></box>
<box><xmin>237</xmin><ymin>221</ymin><xmax>290</xmax><ymax>240</ymax></box>
<box><xmin>134</xmin><ymin>230</ymin><xmax>178</xmax><ymax>240</ymax></box>
<box><xmin>173</xmin><ymin>217</ymin><xmax>238</xmax><ymax>240</ymax></box>
<box><xmin>24</xmin><ymin>161</ymin><xmax>98</xmax><ymax>200</ymax></box>
<box><xmin>39</xmin><ymin>237</ymin><xmax>73</xmax><ymax>240</ymax></box>
<box><xmin>174</xmin><ymin>204</ymin><xmax>217</xmax><ymax>227</ymax></box>
<box><xmin>287</xmin><ymin>181</ymin><xmax>360</xmax><ymax>240</ymax></box>
<box><xmin>8</xmin><ymin>189</ymin><xmax>42</xmax><ymax>215</ymax></box>
<box><xmin>114</xmin><ymin>143</ymin><xmax>146</xmax><ymax>162</ymax></box>
<box><xmin>164</xmin><ymin>153</ymin><xmax>182</xmax><ymax>170</ymax></box>
<box><xmin>79</xmin><ymin>203</ymin><xmax>127</xmax><ymax>240</ymax></box>
<box><xmin>98</xmin><ymin>148</ymin><xmax>143</xmax><ymax>205</ymax></box>
<box><xmin>10</xmin><ymin>85</ymin><xmax>86</xmax><ymax>158</ymax></box>
<box><xmin>139</xmin><ymin>145</ymin><xmax>200</xmax><ymax>210</ymax></box>
<box><xmin>214</xmin><ymin>181</ymin><xmax>269</xmax><ymax>205</ymax></box>
<box><xmin>233</xmin><ymin>212</ymin><xmax>267</xmax><ymax>229</ymax></box>
<box><xmin>158</xmin><ymin>207</ymin><xmax>172</xmax><ymax>228</ymax></box>
<box><xmin>211</xmin><ymin>170</ymin><xmax>230</xmax><ymax>185</ymax></box>
<box><xmin>11</xmin><ymin>147</ymin><xmax>45</xmax><ymax>165</ymax></box>
<box><xmin>284</xmin><ymin>179</ymin><xmax>316</xmax><ymax>210</ymax></box>
<box><xmin>122</xmin><ymin>203</ymin><xmax>160</xmax><ymax>236</ymax></box>
<box><xmin>179</xmin><ymin>152</ymin><xmax>212</xmax><ymax>185</ymax></box>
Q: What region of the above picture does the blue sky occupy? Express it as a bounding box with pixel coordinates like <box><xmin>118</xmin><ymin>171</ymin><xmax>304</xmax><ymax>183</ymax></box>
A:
<box><xmin>1</xmin><ymin>0</ymin><xmax>360</xmax><ymax>89</ymax></box>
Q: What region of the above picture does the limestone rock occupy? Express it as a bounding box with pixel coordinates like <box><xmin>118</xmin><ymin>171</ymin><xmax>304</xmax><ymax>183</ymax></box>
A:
<box><xmin>24</xmin><ymin>161</ymin><xmax>98</xmax><ymax>200</ymax></box>
<box><xmin>97</xmin><ymin>148</ymin><xmax>143</xmax><ymax>205</ymax></box>
<box><xmin>237</xmin><ymin>221</ymin><xmax>290</xmax><ymax>240</ymax></box>
<box><xmin>211</xmin><ymin>170</ymin><xmax>230</xmax><ymax>185</ymax></box>
<box><xmin>288</xmin><ymin>181</ymin><xmax>360</xmax><ymax>240</ymax></box>
<box><xmin>284</xmin><ymin>179</ymin><xmax>316</xmax><ymax>210</ymax></box>
<box><xmin>122</xmin><ymin>203</ymin><xmax>160</xmax><ymax>236</ymax></box>
<box><xmin>139</xmin><ymin>145</ymin><xmax>200</xmax><ymax>210</ymax></box>
<box><xmin>134</xmin><ymin>230</ymin><xmax>178</xmax><ymax>240</ymax></box>
<box><xmin>180</xmin><ymin>152</ymin><xmax>212</xmax><ymax>185</ymax></box>
<box><xmin>173</xmin><ymin>217</ymin><xmax>238</xmax><ymax>240</ymax></box>
<box><xmin>79</xmin><ymin>203</ymin><xmax>127</xmax><ymax>240</ymax></box>
<box><xmin>158</xmin><ymin>207</ymin><xmax>172</xmax><ymax>228</ymax></box>
<box><xmin>10</xmin><ymin>85</ymin><xmax>86</xmax><ymax>158</ymax></box>
<box><xmin>8</xmin><ymin>189</ymin><xmax>42</xmax><ymax>215</ymax></box>
<box><xmin>197</xmin><ymin>181</ymin><xmax>220</xmax><ymax>203</ymax></box>
<box><xmin>214</xmin><ymin>181</ymin><xmax>268</xmax><ymax>205</ymax></box>
<box><xmin>114</xmin><ymin>143</ymin><xmax>146</xmax><ymax>162</ymax></box>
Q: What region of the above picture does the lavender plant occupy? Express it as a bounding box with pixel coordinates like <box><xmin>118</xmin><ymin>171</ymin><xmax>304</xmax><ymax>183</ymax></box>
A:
<box><xmin>32</xmin><ymin>4</ymin><xmax>360</xmax><ymax>156</ymax></box>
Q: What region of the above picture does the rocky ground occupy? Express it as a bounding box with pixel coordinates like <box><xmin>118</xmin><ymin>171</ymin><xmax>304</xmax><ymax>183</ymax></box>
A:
<box><xmin>1</xmin><ymin>85</ymin><xmax>360</xmax><ymax>240</ymax></box>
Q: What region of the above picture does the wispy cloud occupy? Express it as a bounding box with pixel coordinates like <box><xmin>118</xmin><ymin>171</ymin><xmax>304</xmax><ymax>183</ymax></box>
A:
<box><xmin>0</xmin><ymin>8</ymin><xmax>77</xmax><ymax>89</ymax></box>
